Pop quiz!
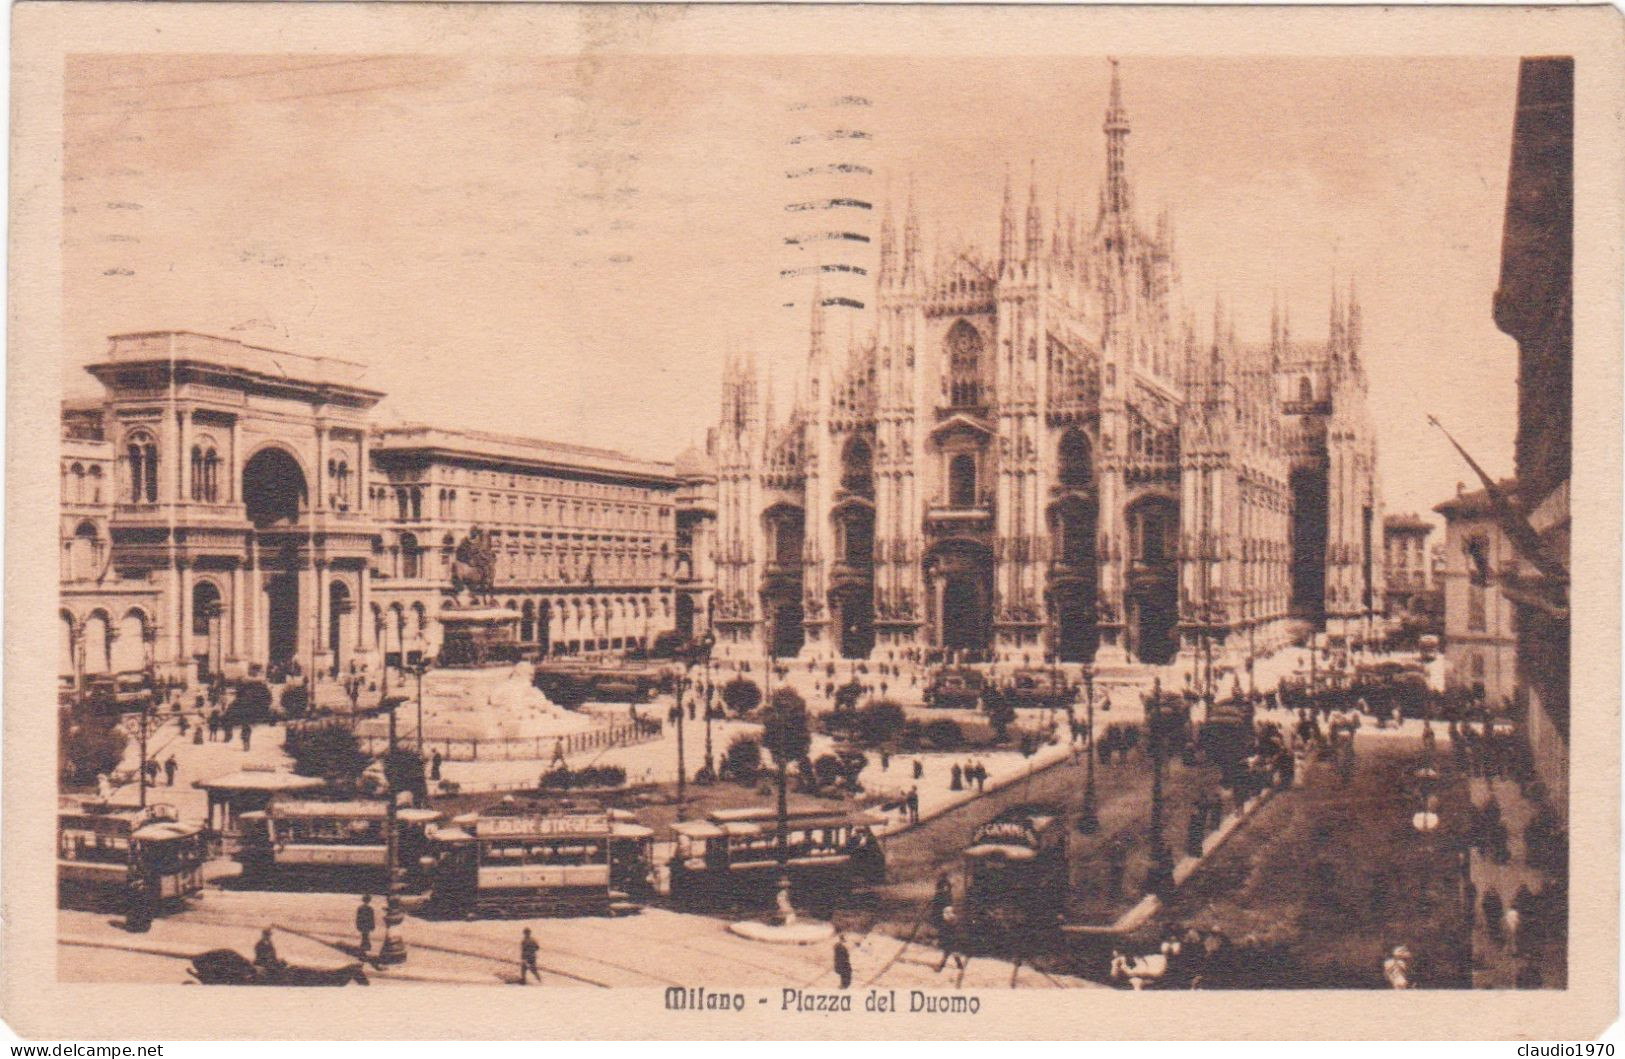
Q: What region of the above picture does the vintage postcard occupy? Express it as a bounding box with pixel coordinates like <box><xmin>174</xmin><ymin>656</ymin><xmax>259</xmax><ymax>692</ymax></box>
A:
<box><xmin>5</xmin><ymin>1</ymin><xmax>1622</xmax><ymax>1041</ymax></box>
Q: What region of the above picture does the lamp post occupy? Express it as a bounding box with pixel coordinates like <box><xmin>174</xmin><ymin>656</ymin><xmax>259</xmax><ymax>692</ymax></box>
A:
<box><xmin>410</xmin><ymin>660</ymin><xmax>429</xmax><ymax>755</ymax></box>
<box><xmin>675</xmin><ymin>668</ymin><xmax>689</xmax><ymax>821</ymax></box>
<box><xmin>376</xmin><ymin>695</ymin><xmax>408</xmax><ymax>966</ymax></box>
<box><xmin>1145</xmin><ymin>678</ymin><xmax>1175</xmax><ymax>895</ymax></box>
<box><xmin>1078</xmin><ymin>662</ymin><xmax>1099</xmax><ymax>834</ymax></box>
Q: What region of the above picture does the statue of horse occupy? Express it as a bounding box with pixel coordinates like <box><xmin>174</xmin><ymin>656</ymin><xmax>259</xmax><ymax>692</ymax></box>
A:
<box><xmin>449</xmin><ymin>527</ymin><xmax>496</xmax><ymax>605</ymax></box>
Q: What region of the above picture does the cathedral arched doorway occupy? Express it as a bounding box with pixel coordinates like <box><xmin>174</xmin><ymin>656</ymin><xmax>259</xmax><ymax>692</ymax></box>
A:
<box><xmin>1125</xmin><ymin>495</ymin><xmax>1180</xmax><ymax>665</ymax></box>
<box><xmin>1290</xmin><ymin>464</ymin><xmax>1329</xmax><ymax>625</ymax></box>
<box><xmin>675</xmin><ymin>594</ymin><xmax>695</xmax><ymax>641</ymax></box>
<box><xmin>927</xmin><ymin>540</ymin><xmax>992</xmax><ymax>655</ymax></box>
<box><xmin>764</xmin><ymin>591</ymin><xmax>804</xmax><ymax>659</ymax></box>
<box><xmin>242</xmin><ymin>448</ymin><xmax>307</xmax><ymax>529</ymax></box>
<box><xmin>832</xmin><ymin>583</ymin><xmax>875</xmax><ymax>660</ymax></box>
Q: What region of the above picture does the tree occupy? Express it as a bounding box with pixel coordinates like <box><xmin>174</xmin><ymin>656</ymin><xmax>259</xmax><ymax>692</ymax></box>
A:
<box><xmin>721</xmin><ymin>677</ymin><xmax>762</xmax><ymax>717</ymax></box>
<box><xmin>230</xmin><ymin>680</ymin><xmax>275</xmax><ymax>725</ymax></box>
<box><xmin>985</xmin><ymin>687</ymin><xmax>1017</xmax><ymax>741</ymax></box>
<box><xmin>60</xmin><ymin>711</ymin><xmax>128</xmax><ymax>786</ymax></box>
<box><xmin>834</xmin><ymin>679</ymin><xmax>865</xmax><ymax>712</ymax></box>
<box><xmin>760</xmin><ymin>688</ymin><xmax>811</xmax><ymax>907</ymax></box>
<box><xmin>722</xmin><ymin>735</ymin><xmax>762</xmax><ymax>782</ymax></box>
<box><xmin>536</xmin><ymin>671</ymin><xmax>591</xmax><ymax>711</ymax></box>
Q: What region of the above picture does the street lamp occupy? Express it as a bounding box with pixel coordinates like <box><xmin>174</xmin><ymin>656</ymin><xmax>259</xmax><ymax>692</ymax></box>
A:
<box><xmin>1145</xmin><ymin>678</ymin><xmax>1175</xmax><ymax>895</ymax></box>
<box><xmin>408</xmin><ymin>659</ymin><xmax>430</xmax><ymax>755</ymax></box>
<box><xmin>374</xmin><ymin>695</ymin><xmax>409</xmax><ymax>966</ymax></box>
<box><xmin>675</xmin><ymin>667</ymin><xmax>689</xmax><ymax>821</ymax></box>
<box><xmin>1078</xmin><ymin>663</ymin><xmax>1099</xmax><ymax>834</ymax></box>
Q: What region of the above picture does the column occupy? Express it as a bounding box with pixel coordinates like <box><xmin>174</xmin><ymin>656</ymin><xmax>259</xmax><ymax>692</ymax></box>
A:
<box><xmin>230</xmin><ymin>563</ymin><xmax>246</xmax><ymax>662</ymax></box>
<box><xmin>176</xmin><ymin>563</ymin><xmax>193</xmax><ymax>679</ymax></box>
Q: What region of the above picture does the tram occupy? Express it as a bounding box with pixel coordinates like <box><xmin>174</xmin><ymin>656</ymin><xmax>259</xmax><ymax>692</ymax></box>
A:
<box><xmin>961</xmin><ymin>803</ymin><xmax>1069</xmax><ymax>947</ymax></box>
<box><xmin>426</xmin><ymin>799</ymin><xmax>654</xmax><ymax>917</ymax></box>
<box><xmin>58</xmin><ymin>798</ymin><xmax>207</xmax><ymax>914</ymax></box>
<box><xmin>667</xmin><ymin>806</ymin><xmax>887</xmax><ymax>914</ymax></box>
<box><xmin>234</xmin><ymin>799</ymin><xmax>443</xmax><ymax>891</ymax></box>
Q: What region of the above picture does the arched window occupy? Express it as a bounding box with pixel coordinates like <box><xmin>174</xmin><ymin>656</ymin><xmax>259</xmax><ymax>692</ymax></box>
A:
<box><xmin>396</xmin><ymin>489</ymin><xmax>410</xmax><ymax>521</ymax></box>
<box><xmin>412</xmin><ymin>488</ymin><xmax>424</xmax><ymax>522</ymax></box>
<box><xmin>192</xmin><ymin>581</ymin><xmax>221</xmax><ymax>638</ymax></box>
<box><xmin>126</xmin><ymin>433</ymin><xmax>158</xmax><ymax>503</ymax></box>
<box><xmin>1298</xmin><ymin>376</ymin><xmax>1313</xmax><ymax>403</ymax></box>
<box><xmin>400</xmin><ymin>533</ymin><xmax>421</xmax><ymax>579</ymax></box>
<box><xmin>945</xmin><ymin>320</ymin><xmax>984</xmax><ymax>407</ymax></box>
<box><xmin>192</xmin><ymin>445</ymin><xmax>220</xmax><ymax>502</ymax></box>
<box><xmin>1058</xmin><ymin>430</ymin><xmax>1092</xmax><ymax>491</ymax></box>
<box><xmin>70</xmin><ymin>463</ymin><xmax>85</xmax><ymax>504</ymax></box>
<box><xmin>87</xmin><ymin>465</ymin><xmax>103</xmax><ymax>504</ymax></box>
<box><xmin>841</xmin><ymin>437</ymin><xmax>874</xmax><ymax>497</ymax></box>
<box><xmin>71</xmin><ymin>522</ymin><xmax>99</xmax><ymax>581</ymax></box>
<box><xmin>949</xmin><ymin>453</ymin><xmax>978</xmax><ymax>509</ymax></box>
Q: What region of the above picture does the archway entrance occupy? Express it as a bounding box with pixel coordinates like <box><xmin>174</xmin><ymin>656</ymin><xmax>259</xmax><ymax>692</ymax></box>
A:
<box><xmin>675</xmin><ymin>594</ymin><xmax>695</xmax><ymax>640</ymax></box>
<box><xmin>1049</xmin><ymin>489</ymin><xmax>1099</xmax><ymax>663</ymax></box>
<box><xmin>265</xmin><ymin>574</ymin><xmax>299</xmax><ymax>670</ymax></box>
<box><xmin>832</xmin><ymin>584</ymin><xmax>875</xmax><ymax>659</ymax></box>
<box><xmin>1126</xmin><ymin>495</ymin><xmax>1180</xmax><ymax>665</ymax></box>
<box><xmin>766</xmin><ymin>594</ymin><xmax>804</xmax><ymax>659</ymax></box>
<box><xmin>328</xmin><ymin>581</ymin><xmax>352</xmax><ymax>677</ymax></box>
<box><xmin>192</xmin><ymin>581</ymin><xmax>223</xmax><ymax>681</ymax></box>
<box><xmin>1290</xmin><ymin>464</ymin><xmax>1328</xmax><ymax>625</ymax></box>
<box><xmin>1052</xmin><ymin>582</ymin><xmax>1098</xmax><ymax>663</ymax></box>
<box><xmin>927</xmin><ymin>541</ymin><xmax>992</xmax><ymax>655</ymax></box>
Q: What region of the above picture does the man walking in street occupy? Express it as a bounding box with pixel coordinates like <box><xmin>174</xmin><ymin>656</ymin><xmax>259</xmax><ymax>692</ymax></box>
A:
<box><xmin>906</xmin><ymin>786</ymin><xmax>920</xmax><ymax>824</ymax></box>
<box><xmin>163</xmin><ymin>755</ymin><xmax>177</xmax><ymax>787</ymax></box>
<box><xmin>431</xmin><ymin>749</ymin><xmax>443</xmax><ymax>782</ymax></box>
<box><xmin>355</xmin><ymin>894</ymin><xmax>376</xmax><ymax>954</ymax></box>
<box><xmin>241</xmin><ymin>723</ymin><xmax>252</xmax><ymax>752</ymax></box>
<box><xmin>519</xmin><ymin>927</ymin><xmax>541</xmax><ymax>985</ymax></box>
<box><xmin>833</xmin><ymin>934</ymin><xmax>853</xmax><ymax>989</ymax></box>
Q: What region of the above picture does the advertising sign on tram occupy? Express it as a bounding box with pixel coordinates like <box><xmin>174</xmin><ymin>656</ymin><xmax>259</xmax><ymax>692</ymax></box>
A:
<box><xmin>474</xmin><ymin>812</ymin><xmax>611</xmax><ymax>839</ymax></box>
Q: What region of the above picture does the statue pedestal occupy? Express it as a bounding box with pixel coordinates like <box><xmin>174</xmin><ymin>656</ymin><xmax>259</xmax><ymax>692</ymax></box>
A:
<box><xmin>362</xmin><ymin>661</ymin><xmax>596</xmax><ymax>745</ymax></box>
<box><xmin>437</xmin><ymin>605</ymin><xmax>521</xmax><ymax>668</ymax></box>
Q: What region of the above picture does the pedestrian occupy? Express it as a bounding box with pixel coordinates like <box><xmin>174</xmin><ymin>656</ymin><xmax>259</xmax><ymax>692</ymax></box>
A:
<box><xmin>907</xmin><ymin>786</ymin><xmax>920</xmax><ymax>824</ymax></box>
<box><xmin>934</xmin><ymin>905</ymin><xmax>965</xmax><ymax>972</ymax></box>
<box><xmin>949</xmin><ymin>763</ymin><xmax>963</xmax><ymax>791</ymax></box>
<box><xmin>355</xmin><ymin>894</ymin><xmax>376</xmax><ymax>954</ymax></box>
<box><xmin>880</xmin><ymin>749</ymin><xmax>890</xmax><ymax>772</ymax></box>
<box><xmin>1482</xmin><ymin>887</ymin><xmax>1505</xmax><ymax>944</ymax></box>
<box><xmin>163</xmin><ymin>755</ymin><xmax>177</xmax><ymax>787</ymax></box>
<box><xmin>519</xmin><ymin>927</ymin><xmax>541</xmax><ymax>985</ymax></box>
<box><xmin>144</xmin><ymin>759</ymin><xmax>160</xmax><ymax>786</ymax></box>
<box><xmin>930</xmin><ymin>871</ymin><xmax>953</xmax><ymax>928</ymax></box>
<box><xmin>254</xmin><ymin>927</ymin><xmax>283</xmax><ymax>976</ymax></box>
<box><xmin>431</xmin><ymin>749</ymin><xmax>443</xmax><ymax>782</ymax></box>
<box><xmin>975</xmin><ymin>763</ymin><xmax>987</xmax><ymax>793</ymax></box>
<box><xmin>206</xmin><ymin>710</ymin><xmax>219</xmax><ymax>742</ymax></box>
<box><xmin>912</xmin><ymin>758</ymin><xmax>923</xmax><ymax>781</ymax></box>
<box><xmin>241</xmin><ymin>723</ymin><xmax>253</xmax><ymax>752</ymax></box>
<box><xmin>833</xmin><ymin>934</ymin><xmax>853</xmax><ymax>989</ymax></box>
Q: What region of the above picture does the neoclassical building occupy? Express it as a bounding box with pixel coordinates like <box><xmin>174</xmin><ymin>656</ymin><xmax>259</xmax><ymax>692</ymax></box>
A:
<box><xmin>710</xmin><ymin>62</ymin><xmax>1385</xmax><ymax>676</ymax></box>
<box><xmin>59</xmin><ymin>331</ymin><xmax>679</xmax><ymax>694</ymax></box>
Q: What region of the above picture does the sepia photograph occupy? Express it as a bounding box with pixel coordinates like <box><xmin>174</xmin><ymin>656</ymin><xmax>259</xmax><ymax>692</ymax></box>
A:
<box><xmin>6</xmin><ymin>1</ymin><xmax>1622</xmax><ymax>1042</ymax></box>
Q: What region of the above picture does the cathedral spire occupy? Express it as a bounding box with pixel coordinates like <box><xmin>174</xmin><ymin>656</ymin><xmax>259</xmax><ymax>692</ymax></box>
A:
<box><xmin>879</xmin><ymin>195</ymin><xmax>896</xmax><ymax>285</ymax></box>
<box><xmin>1103</xmin><ymin>58</ymin><xmax>1132</xmax><ymax>218</ymax></box>
<box><xmin>902</xmin><ymin>176</ymin><xmax>920</xmax><ymax>285</ymax></box>
<box><xmin>1329</xmin><ymin>280</ymin><xmax>1345</xmax><ymax>359</ymax></box>
<box><xmin>1025</xmin><ymin>159</ymin><xmax>1042</xmax><ymax>259</ymax></box>
<box><xmin>1346</xmin><ymin>278</ymin><xmax>1362</xmax><ymax>362</ymax></box>
<box><xmin>809</xmin><ymin>275</ymin><xmax>826</xmax><ymax>359</ymax></box>
<box><xmin>1270</xmin><ymin>291</ymin><xmax>1281</xmax><ymax>350</ymax></box>
<box><xmin>999</xmin><ymin>164</ymin><xmax>1017</xmax><ymax>265</ymax></box>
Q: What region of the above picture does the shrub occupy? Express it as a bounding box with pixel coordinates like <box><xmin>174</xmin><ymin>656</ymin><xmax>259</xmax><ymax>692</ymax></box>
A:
<box><xmin>539</xmin><ymin>764</ymin><xmax>627</xmax><ymax>790</ymax></box>
<box><xmin>60</xmin><ymin>713</ymin><xmax>128</xmax><ymax>786</ymax></box>
<box><xmin>273</xmin><ymin>682</ymin><xmax>305</xmax><ymax>720</ymax></box>
<box><xmin>820</xmin><ymin>710</ymin><xmax>859</xmax><ymax>738</ymax></box>
<box><xmin>812</xmin><ymin>753</ymin><xmax>845</xmax><ymax>788</ymax></box>
<box><xmin>856</xmin><ymin>700</ymin><xmax>907</xmax><ymax>746</ymax></box>
<box><xmin>649</xmin><ymin>630</ymin><xmax>686</xmax><ymax>658</ymax></box>
<box><xmin>229</xmin><ymin>681</ymin><xmax>275</xmax><ymax>725</ymax></box>
<box><xmin>286</xmin><ymin>721</ymin><xmax>371</xmax><ymax>782</ymax></box>
<box><xmin>761</xmin><ymin>688</ymin><xmax>811</xmax><ymax>768</ymax></box>
<box><xmin>536</xmin><ymin>672</ymin><xmax>591</xmax><ymax>711</ymax></box>
<box><xmin>721</xmin><ymin>678</ymin><xmax>762</xmax><ymax>717</ymax></box>
<box><xmin>834</xmin><ymin>679</ymin><xmax>865</xmax><ymax>712</ymax></box>
<box><xmin>924</xmin><ymin>718</ymin><xmax>965</xmax><ymax>750</ymax></box>
<box><xmin>723</xmin><ymin>735</ymin><xmax>763</xmax><ymax>782</ymax></box>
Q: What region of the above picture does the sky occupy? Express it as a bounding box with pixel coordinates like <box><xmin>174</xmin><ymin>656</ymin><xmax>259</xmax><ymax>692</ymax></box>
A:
<box><xmin>62</xmin><ymin>53</ymin><xmax>1525</xmax><ymax>530</ymax></box>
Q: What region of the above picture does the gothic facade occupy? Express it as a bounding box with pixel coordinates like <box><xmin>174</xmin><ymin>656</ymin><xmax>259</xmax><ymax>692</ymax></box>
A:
<box><xmin>711</xmin><ymin>62</ymin><xmax>1385</xmax><ymax>677</ymax></box>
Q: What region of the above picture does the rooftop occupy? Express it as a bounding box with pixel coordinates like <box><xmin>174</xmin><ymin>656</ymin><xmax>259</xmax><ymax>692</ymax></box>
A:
<box><xmin>373</xmin><ymin>422</ymin><xmax>673</xmax><ymax>483</ymax></box>
<box><xmin>95</xmin><ymin>331</ymin><xmax>380</xmax><ymax>397</ymax></box>
<box><xmin>1384</xmin><ymin>513</ymin><xmax>1433</xmax><ymax>533</ymax></box>
<box><xmin>1434</xmin><ymin>478</ymin><xmax>1518</xmax><ymax>520</ymax></box>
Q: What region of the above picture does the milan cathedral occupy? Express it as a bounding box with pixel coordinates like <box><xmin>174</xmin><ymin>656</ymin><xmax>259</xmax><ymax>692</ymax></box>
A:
<box><xmin>711</xmin><ymin>61</ymin><xmax>1384</xmax><ymax>680</ymax></box>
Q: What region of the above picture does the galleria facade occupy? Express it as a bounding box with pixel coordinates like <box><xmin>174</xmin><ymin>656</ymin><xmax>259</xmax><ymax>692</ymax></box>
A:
<box><xmin>709</xmin><ymin>63</ymin><xmax>1386</xmax><ymax>675</ymax></box>
<box><xmin>59</xmin><ymin>331</ymin><xmax>697</xmax><ymax>695</ymax></box>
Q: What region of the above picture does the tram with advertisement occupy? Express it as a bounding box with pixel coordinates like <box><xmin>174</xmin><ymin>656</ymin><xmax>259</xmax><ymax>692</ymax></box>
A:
<box><xmin>58</xmin><ymin>799</ymin><xmax>207</xmax><ymax>916</ymax></box>
<box><xmin>961</xmin><ymin>803</ymin><xmax>1069</xmax><ymax>948</ymax></box>
<box><xmin>667</xmin><ymin>806</ymin><xmax>887</xmax><ymax>914</ymax></box>
<box><xmin>426</xmin><ymin>799</ymin><xmax>654</xmax><ymax>917</ymax></box>
<box><xmin>234</xmin><ymin>799</ymin><xmax>443</xmax><ymax>891</ymax></box>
